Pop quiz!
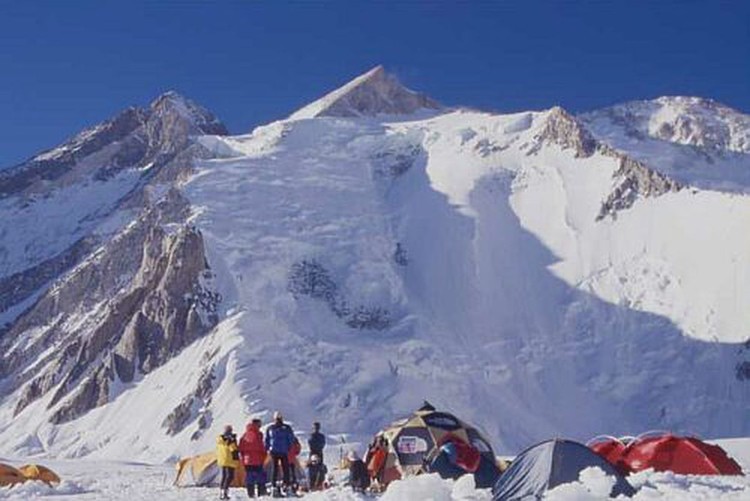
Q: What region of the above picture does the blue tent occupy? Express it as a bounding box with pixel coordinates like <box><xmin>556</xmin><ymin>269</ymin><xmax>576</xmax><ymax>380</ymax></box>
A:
<box><xmin>492</xmin><ymin>439</ymin><xmax>635</xmax><ymax>500</ymax></box>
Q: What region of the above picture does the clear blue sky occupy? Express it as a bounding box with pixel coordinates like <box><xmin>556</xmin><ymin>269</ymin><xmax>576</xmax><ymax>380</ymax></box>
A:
<box><xmin>1</xmin><ymin>0</ymin><xmax>748</xmax><ymax>166</ymax></box>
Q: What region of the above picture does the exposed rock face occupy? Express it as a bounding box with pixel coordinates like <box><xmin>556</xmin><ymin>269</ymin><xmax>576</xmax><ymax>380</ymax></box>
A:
<box><xmin>4</xmin><ymin>188</ymin><xmax>219</xmax><ymax>423</ymax></box>
<box><xmin>0</xmin><ymin>107</ymin><xmax>147</xmax><ymax>197</ymax></box>
<box><xmin>596</xmin><ymin>152</ymin><xmax>683</xmax><ymax>220</ymax></box>
<box><xmin>0</xmin><ymin>236</ymin><xmax>97</xmax><ymax>320</ymax></box>
<box><xmin>581</xmin><ymin>96</ymin><xmax>750</xmax><ymax>153</ymax></box>
<box><xmin>529</xmin><ymin>106</ymin><xmax>598</xmax><ymax>158</ymax></box>
<box><xmin>287</xmin><ymin>259</ymin><xmax>392</xmax><ymax>331</ymax></box>
<box><xmin>290</xmin><ymin>65</ymin><xmax>441</xmax><ymax>119</ymax></box>
<box><xmin>162</xmin><ymin>360</ymin><xmax>216</xmax><ymax>437</ymax></box>
<box><xmin>0</xmin><ymin>92</ymin><xmax>226</xmax><ymax>199</ymax></box>
<box><xmin>0</xmin><ymin>92</ymin><xmax>226</xmax><ymax>324</ymax></box>
<box><xmin>0</xmin><ymin>91</ymin><xmax>225</xmax><ymax>426</ymax></box>
<box><xmin>527</xmin><ymin>106</ymin><xmax>682</xmax><ymax>218</ymax></box>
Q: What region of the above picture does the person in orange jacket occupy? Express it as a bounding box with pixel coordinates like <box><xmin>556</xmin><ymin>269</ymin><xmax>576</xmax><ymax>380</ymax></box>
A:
<box><xmin>287</xmin><ymin>436</ymin><xmax>302</xmax><ymax>492</ymax></box>
<box><xmin>238</xmin><ymin>418</ymin><xmax>267</xmax><ymax>498</ymax></box>
<box><xmin>367</xmin><ymin>436</ymin><xmax>388</xmax><ymax>485</ymax></box>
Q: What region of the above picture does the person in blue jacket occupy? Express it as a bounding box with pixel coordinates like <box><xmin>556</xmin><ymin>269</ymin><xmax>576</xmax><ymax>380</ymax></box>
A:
<box><xmin>265</xmin><ymin>411</ymin><xmax>295</xmax><ymax>492</ymax></box>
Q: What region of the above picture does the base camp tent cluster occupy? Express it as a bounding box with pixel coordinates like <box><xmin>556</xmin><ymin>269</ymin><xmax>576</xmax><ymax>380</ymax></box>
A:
<box><xmin>491</xmin><ymin>433</ymin><xmax>743</xmax><ymax>500</ymax></box>
<box><xmin>0</xmin><ymin>463</ymin><xmax>60</xmax><ymax>487</ymax></box>
<box><xmin>172</xmin><ymin>404</ymin><xmax>744</xmax><ymax>499</ymax></box>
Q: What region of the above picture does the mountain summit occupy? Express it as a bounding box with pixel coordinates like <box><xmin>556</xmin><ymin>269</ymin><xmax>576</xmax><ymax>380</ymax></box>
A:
<box><xmin>0</xmin><ymin>70</ymin><xmax>748</xmax><ymax>461</ymax></box>
<box><xmin>290</xmin><ymin>65</ymin><xmax>441</xmax><ymax>120</ymax></box>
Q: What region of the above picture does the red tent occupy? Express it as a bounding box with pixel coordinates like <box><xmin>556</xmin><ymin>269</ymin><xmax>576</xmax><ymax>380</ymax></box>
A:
<box><xmin>587</xmin><ymin>435</ymin><xmax>628</xmax><ymax>473</ymax></box>
<box><xmin>619</xmin><ymin>434</ymin><xmax>743</xmax><ymax>476</ymax></box>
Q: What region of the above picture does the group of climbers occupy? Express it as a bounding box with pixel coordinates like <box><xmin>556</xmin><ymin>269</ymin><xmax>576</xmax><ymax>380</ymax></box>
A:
<box><xmin>215</xmin><ymin>413</ymin><xmax>328</xmax><ymax>498</ymax></box>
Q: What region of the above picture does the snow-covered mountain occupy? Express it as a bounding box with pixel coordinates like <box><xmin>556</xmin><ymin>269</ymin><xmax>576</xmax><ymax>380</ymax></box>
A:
<box><xmin>0</xmin><ymin>67</ymin><xmax>748</xmax><ymax>461</ymax></box>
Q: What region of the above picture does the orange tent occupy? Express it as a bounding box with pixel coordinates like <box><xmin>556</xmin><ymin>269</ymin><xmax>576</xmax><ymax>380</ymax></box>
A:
<box><xmin>18</xmin><ymin>464</ymin><xmax>61</xmax><ymax>486</ymax></box>
<box><xmin>0</xmin><ymin>464</ymin><xmax>26</xmax><ymax>487</ymax></box>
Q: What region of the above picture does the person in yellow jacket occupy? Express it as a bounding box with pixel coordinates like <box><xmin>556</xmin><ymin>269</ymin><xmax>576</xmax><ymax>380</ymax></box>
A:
<box><xmin>216</xmin><ymin>424</ymin><xmax>240</xmax><ymax>500</ymax></box>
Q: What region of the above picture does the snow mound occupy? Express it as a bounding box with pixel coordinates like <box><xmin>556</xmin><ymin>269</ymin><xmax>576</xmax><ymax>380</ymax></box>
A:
<box><xmin>0</xmin><ymin>480</ymin><xmax>88</xmax><ymax>499</ymax></box>
<box><xmin>546</xmin><ymin>466</ymin><xmax>750</xmax><ymax>500</ymax></box>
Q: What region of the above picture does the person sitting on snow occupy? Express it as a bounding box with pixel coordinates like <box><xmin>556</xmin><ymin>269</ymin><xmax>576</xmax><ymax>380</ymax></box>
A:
<box><xmin>307</xmin><ymin>454</ymin><xmax>328</xmax><ymax>491</ymax></box>
<box><xmin>239</xmin><ymin>418</ymin><xmax>267</xmax><ymax>498</ymax></box>
<box><xmin>216</xmin><ymin>424</ymin><xmax>240</xmax><ymax>500</ymax></box>
<box><xmin>347</xmin><ymin>450</ymin><xmax>370</xmax><ymax>493</ymax></box>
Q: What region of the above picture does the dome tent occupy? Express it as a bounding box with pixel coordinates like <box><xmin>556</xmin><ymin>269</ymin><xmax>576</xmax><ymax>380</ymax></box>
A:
<box><xmin>370</xmin><ymin>401</ymin><xmax>500</xmax><ymax>487</ymax></box>
<box><xmin>492</xmin><ymin>439</ymin><xmax>635</xmax><ymax>500</ymax></box>
<box><xmin>616</xmin><ymin>433</ymin><xmax>743</xmax><ymax>476</ymax></box>
<box><xmin>174</xmin><ymin>451</ymin><xmax>306</xmax><ymax>488</ymax></box>
<box><xmin>0</xmin><ymin>464</ymin><xmax>26</xmax><ymax>487</ymax></box>
<box><xmin>18</xmin><ymin>464</ymin><xmax>61</xmax><ymax>486</ymax></box>
<box><xmin>174</xmin><ymin>452</ymin><xmax>246</xmax><ymax>488</ymax></box>
<box><xmin>587</xmin><ymin>435</ymin><xmax>629</xmax><ymax>473</ymax></box>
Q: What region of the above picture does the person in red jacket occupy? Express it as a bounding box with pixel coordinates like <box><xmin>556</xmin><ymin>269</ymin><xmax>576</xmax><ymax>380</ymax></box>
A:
<box><xmin>287</xmin><ymin>436</ymin><xmax>302</xmax><ymax>492</ymax></box>
<box><xmin>238</xmin><ymin>418</ymin><xmax>267</xmax><ymax>498</ymax></box>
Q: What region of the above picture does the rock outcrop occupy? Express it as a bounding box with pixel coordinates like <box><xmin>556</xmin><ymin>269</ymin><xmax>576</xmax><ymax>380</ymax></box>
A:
<box><xmin>0</xmin><ymin>92</ymin><xmax>225</xmax><ymax>425</ymax></box>
<box><xmin>527</xmin><ymin>106</ymin><xmax>683</xmax><ymax>218</ymax></box>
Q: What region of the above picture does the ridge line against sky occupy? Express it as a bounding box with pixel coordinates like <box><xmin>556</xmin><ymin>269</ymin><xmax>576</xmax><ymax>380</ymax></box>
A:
<box><xmin>1</xmin><ymin>0</ymin><xmax>748</xmax><ymax>167</ymax></box>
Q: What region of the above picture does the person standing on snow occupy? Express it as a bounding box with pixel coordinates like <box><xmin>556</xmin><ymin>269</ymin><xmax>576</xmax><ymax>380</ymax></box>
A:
<box><xmin>264</xmin><ymin>411</ymin><xmax>295</xmax><ymax>493</ymax></box>
<box><xmin>216</xmin><ymin>424</ymin><xmax>240</xmax><ymax>500</ymax></box>
<box><xmin>239</xmin><ymin>418</ymin><xmax>267</xmax><ymax>498</ymax></box>
<box><xmin>287</xmin><ymin>435</ymin><xmax>302</xmax><ymax>492</ymax></box>
<box><xmin>367</xmin><ymin>436</ymin><xmax>388</xmax><ymax>487</ymax></box>
<box><xmin>308</xmin><ymin>421</ymin><xmax>326</xmax><ymax>463</ymax></box>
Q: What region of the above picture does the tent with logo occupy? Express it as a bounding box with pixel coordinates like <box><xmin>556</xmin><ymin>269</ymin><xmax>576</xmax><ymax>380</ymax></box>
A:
<box><xmin>369</xmin><ymin>401</ymin><xmax>500</xmax><ymax>487</ymax></box>
<box><xmin>590</xmin><ymin>432</ymin><xmax>744</xmax><ymax>476</ymax></box>
<box><xmin>492</xmin><ymin>439</ymin><xmax>635</xmax><ymax>500</ymax></box>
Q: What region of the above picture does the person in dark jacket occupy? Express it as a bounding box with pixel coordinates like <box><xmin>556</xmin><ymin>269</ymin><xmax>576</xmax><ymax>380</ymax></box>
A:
<box><xmin>265</xmin><ymin>411</ymin><xmax>295</xmax><ymax>492</ymax></box>
<box><xmin>347</xmin><ymin>450</ymin><xmax>370</xmax><ymax>493</ymax></box>
<box><xmin>307</xmin><ymin>454</ymin><xmax>328</xmax><ymax>491</ymax></box>
<box><xmin>308</xmin><ymin>422</ymin><xmax>326</xmax><ymax>463</ymax></box>
<box><xmin>216</xmin><ymin>425</ymin><xmax>240</xmax><ymax>500</ymax></box>
<box><xmin>239</xmin><ymin>418</ymin><xmax>267</xmax><ymax>498</ymax></box>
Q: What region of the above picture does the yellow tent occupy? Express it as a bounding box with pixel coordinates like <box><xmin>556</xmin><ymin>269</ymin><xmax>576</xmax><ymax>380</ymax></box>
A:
<box><xmin>174</xmin><ymin>452</ymin><xmax>245</xmax><ymax>488</ymax></box>
<box><xmin>18</xmin><ymin>464</ymin><xmax>61</xmax><ymax>486</ymax></box>
<box><xmin>0</xmin><ymin>463</ymin><xmax>26</xmax><ymax>487</ymax></box>
<box><xmin>175</xmin><ymin>452</ymin><xmax>307</xmax><ymax>488</ymax></box>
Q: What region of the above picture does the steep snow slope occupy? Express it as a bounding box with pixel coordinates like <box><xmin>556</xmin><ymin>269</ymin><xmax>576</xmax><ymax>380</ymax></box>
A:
<box><xmin>166</xmin><ymin>102</ymin><xmax>750</xmax><ymax>455</ymax></box>
<box><xmin>0</xmin><ymin>68</ymin><xmax>748</xmax><ymax>462</ymax></box>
